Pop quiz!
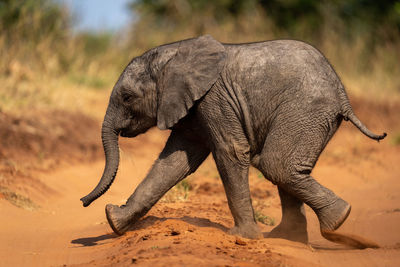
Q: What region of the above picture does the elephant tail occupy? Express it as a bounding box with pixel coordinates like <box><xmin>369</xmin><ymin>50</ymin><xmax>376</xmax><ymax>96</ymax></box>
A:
<box><xmin>345</xmin><ymin>112</ymin><xmax>387</xmax><ymax>141</ymax></box>
<box><xmin>338</xmin><ymin>87</ymin><xmax>387</xmax><ymax>141</ymax></box>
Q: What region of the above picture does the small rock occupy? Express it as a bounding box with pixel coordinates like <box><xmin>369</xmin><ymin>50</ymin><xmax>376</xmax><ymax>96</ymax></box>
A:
<box><xmin>235</xmin><ymin>237</ymin><xmax>247</xmax><ymax>246</ymax></box>
<box><xmin>170</xmin><ymin>230</ymin><xmax>180</xmax><ymax>236</ymax></box>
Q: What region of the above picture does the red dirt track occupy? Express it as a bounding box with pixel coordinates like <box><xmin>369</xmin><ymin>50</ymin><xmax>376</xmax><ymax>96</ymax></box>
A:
<box><xmin>0</xmin><ymin>98</ymin><xmax>399</xmax><ymax>266</ymax></box>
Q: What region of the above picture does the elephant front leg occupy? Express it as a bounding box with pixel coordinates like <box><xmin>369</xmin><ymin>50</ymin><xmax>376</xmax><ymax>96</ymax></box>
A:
<box><xmin>213</xmin><ymin>148</ymin><xmax>262</xmax><ymax>239</ymax></box>
<box><xmin>268</xmin><ymin>187</ymin><xmax>308</xmax><ymax>243</ymax></box>
<box><xmin>106</xmin><ymin>130</ymin><xmax>210</xmax><ymax>235</ymax></box>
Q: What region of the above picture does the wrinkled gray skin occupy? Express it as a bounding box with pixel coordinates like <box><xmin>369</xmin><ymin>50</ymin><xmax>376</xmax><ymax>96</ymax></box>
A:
<box><xmin>80</xmin><ymin>35</ymin><xmax>386</xmax><ymax>243</ymax></box>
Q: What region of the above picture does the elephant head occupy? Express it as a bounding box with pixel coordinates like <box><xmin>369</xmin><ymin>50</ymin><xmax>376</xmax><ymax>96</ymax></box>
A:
<box><xmin>80</xmin><ymin>35</ymin><xmax>226</xmax><ymax>207</ymax></box>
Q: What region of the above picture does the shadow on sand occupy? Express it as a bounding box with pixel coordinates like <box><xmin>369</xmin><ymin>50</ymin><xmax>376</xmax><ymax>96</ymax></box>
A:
<box><xmin>71</xmin><ymin>233</ymin><xmax>117</xmax><ymax>247</ymax></box>
<box><xmin>71</xmin><ymin>215</ymin><xmax>229</xmax><ymax>247</ymax></box>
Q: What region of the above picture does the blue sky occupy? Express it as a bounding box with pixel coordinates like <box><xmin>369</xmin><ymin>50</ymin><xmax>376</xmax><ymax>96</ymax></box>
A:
<box><xmin>59</xmin><ymin>0</ymin><xmax>133</xmax><ymax>32</ymax></box>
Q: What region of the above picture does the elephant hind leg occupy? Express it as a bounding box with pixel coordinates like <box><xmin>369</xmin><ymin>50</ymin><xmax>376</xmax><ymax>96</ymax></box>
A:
<box><xmin>255</xmin><ymin>113</ymin><xmax>350</xmax><ymax>238</ymax></box>
<box><xmin>267</xmin><ymin>187</ymin><xmax>308</xmax><ymax>243</ymax></box>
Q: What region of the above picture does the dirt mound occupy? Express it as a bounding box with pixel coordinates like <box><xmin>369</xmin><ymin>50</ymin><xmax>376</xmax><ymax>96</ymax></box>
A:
<box><xmin>0</xmin><ymin>110</ymin><xmax>101</xmax><ymax>162</ymax></box>
<box><xmin>0</xmin><ymin>109</ymin><xmax>102</xmax><ymax>204</ymax></box>
<box><xmin>80</xmin><ymin>218</ymin><xmax>298</xmax><ymax>267</ymax></box>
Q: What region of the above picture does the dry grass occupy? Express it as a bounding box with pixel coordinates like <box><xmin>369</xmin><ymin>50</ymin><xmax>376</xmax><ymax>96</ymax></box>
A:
<box><xmin>0</xmin><ymin>32</ymin><xmax>125</xmax><ymax>118</ymax></box>
<box><xmin>0</xmin><ymin>3</ymin><xmax>128</xmax><ymax>116</ymax></box>
<box><xmin>130</xmin><ymin>9</ymin><xmax>400</xmax><ymax>101</ymax></box>
<box><xmin>1</xmin><ymin>3</ymin><xmax>398</xmax><ymax>117</ymax></box>
<box><xmin>319</xmin><ymin>29</ymin><xmax>400</xmax><ymax>100</ymax></box>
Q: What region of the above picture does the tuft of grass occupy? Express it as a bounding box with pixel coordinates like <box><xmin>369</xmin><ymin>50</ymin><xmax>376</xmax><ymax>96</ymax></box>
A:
<box><xmin>254</xmin><ymin>210</ymin><xmax>275</xmax><ymax>226</ymax></box>
<box><xmin>0</xmin><ymin>186</ymin><xmax>39</xmax><ymax>211</ymax></box>
<box><xmin>176</xmin><ymin>179</ymin><xmax>191</xmax><ymax>196</ymax></box>
<box><xmin>160</xmin><ymin>179</ymin><xmax>193</xmax><ymax>203</ymax></box>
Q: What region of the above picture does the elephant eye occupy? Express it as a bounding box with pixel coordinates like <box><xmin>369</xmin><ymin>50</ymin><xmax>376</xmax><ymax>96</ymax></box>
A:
<box><xmin>122</xmin><ymin>93</ymin><xmax>133</xmax><ymax>103</ymax></box>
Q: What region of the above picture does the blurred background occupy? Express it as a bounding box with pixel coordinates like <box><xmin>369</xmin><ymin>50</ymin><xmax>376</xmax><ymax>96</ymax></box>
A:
<box><xmin>1</xmin><ymin>2</ymin><xmax>400</xmax><ymax>265</ymax></box>
<box><xmin>1</xmin><ymin>0</ymin><xmax>400</xmax><ymax>115</ymax></box>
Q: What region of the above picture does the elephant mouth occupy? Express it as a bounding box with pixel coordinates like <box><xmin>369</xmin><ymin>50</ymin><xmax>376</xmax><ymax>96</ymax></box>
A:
<box><xmin>120</xmin><ymin>130</ymin><xmax>136</xmax><ymax>138</ymax></box>
<box><xmin>119</xmin><ymin>118</ymin><xmax>155</xmax><ymax>138</ymax></box>
<box><xmin>120</xmin><ymin>128</ymin><xmax>146</xmax><ymax>138</ymax></box>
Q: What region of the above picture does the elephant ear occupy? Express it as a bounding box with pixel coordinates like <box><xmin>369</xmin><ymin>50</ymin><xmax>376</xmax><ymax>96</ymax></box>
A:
<box><xmin>157</xmin><ymin>35</ymin><xmax>226</xmax><ymax>130</ymax></box>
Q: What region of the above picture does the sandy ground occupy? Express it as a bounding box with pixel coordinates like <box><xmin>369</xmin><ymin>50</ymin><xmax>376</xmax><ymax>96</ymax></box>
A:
<box><xmin>1</xmin><ymin>102</ymin><xmax>400</xmax><ymax>266</ymax></box>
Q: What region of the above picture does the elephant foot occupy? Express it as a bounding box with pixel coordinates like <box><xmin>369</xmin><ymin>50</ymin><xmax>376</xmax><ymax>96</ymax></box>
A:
<box><xmin>228</xmin><ymin>223</ymin><xmax>263</xmax><ymax>239</ymax></box>
<box><xmin>268</xmin><ymin>223</ymin><xmax>308</xmax><ymax>244</ymax></box>
<box><xmin>105</xmin><ymin>204</ymin><xmax>133</xmax><ymax>236</ymax></box>
<box><xmin>316</xmin><ymin>198</ymin><xmax>351</xmax><ymax>231</ymax></box>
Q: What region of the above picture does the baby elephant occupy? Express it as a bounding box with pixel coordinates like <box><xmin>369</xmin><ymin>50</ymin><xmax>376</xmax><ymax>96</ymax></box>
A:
<box><xmin>80</xmin><ymin>35</ymin><xmax>386</xmax><ymax>243</ymax></box>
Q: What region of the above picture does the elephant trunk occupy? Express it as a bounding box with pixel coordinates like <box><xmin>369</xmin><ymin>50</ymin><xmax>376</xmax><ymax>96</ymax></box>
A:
<box><xmin>80</xmin><ymin>116</ymin><xmax>120</xmax><ymax>207</ymax></box>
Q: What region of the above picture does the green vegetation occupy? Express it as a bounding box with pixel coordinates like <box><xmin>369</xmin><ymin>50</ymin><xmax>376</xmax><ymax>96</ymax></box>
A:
<box><xmin>161</xmin><ymin>179</ymin><xmax>193</xmax><ymax>203</ymax></box>
<box><xmin>255</xmin><ymin>210</ymin><xmax>275</xmax><ymax>226</ymax></box>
